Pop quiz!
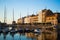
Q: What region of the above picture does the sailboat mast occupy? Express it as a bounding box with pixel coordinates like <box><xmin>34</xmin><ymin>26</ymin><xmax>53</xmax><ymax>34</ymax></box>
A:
<box><xmin>13</xmin><ymin>8</ymin><xmax>14</xmax><ymax>21</ymax></box>
<box><xmin>20</xmin><ymin>12</ymin><xmax>21</xmax><ymax>18</ymax></box>
<box><xmin>4</xmin><ymin>6</ymin><xmax>7</xmax><ymax>23</ymax></box>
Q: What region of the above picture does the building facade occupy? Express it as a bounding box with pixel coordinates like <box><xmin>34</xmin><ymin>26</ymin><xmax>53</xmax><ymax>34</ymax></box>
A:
<box><xmin>24</xmin><ymin>16</ymin><xmax>30</xmax><ymax>23</ymax></box>
<box><xmin>38</xmin><ymin>9</ymin><xmax>60</xmax><ymax>25</ymax></box>
<box><xmin>17</xmin><ymin>9</ymin><xmax>60</xmax><ymax>25</ymax></box>
<box><xmin>24</xmin><ymin>14</ymin><xmax>38</xmax><ymax>23</ymax></box>
<box><xmin>29</xmin><ymin>14</ymin><xmax>38</xmax><ymax>23</ymax></box>
<box><xmin>17</xmin><ymin>18</ymin><xmax>24</xmax><ymax>24</ymax></box>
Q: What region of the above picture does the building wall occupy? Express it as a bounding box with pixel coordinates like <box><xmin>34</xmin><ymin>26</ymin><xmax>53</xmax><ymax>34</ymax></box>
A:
<box><xmin>54</xmin><ymin>13</ymin><xmax>60</xmax><ymax>24</ymax></box>
<box><xmin>17</xmin><ymin>18</ymin><xmax>24</xmax><ymax>24</ymax></box>
<box><xmin>46</xmin><ymin>16</ymin><xmax>57</xmax><ymax>25</ymax></box>
<box><xmin>42</xmin><ymin>11</ymin><xmax>46</xmax><ymax>23</ymax></box>
<box><xmin>38</xmin><ymin>11</ymin><xmax>43</xmax><ymax>23</ymax></box>
<box><xmin>24</xmin><ymin>15</ymin><xmax>38</xmax><ymax>23</ymax></box>
<box><xmin>38</xmin><ymin>9</ymin><xmax>48</xmax><ymax>23</ymax></box>
<box><xmin>46</xmin><ymin>13</ymin><xmax>60</xmax><ymax>25</ymax></box>
<box><xmin>17</xmin><ymin>9</ymin><xmax>60</xmax><ymax>25</ymax></box>
<box><xmin>24</xmin><ymin>17</ymin><xmax>30</xmax><ymax>23</ymax></box>
<box><xmin>38</xmin><ymin>9</ymin><xmax>58</xmax><ymax>25</ymax></box>
<box><xmin>30</xmin><ymin>15</ymin><xmax>38</xmax><ymax>23</ymax></box>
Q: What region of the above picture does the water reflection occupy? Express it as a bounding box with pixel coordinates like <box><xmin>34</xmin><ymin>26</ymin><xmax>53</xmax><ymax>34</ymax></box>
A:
<box><xmin>0</xmin><ymin>33</ymin><xmax>36</xmax><ymax>40</ymax></box>
<box><xmin>6</xmin><ymin>33</ymin><xmax>13</xmax><ymax>40</ymax></box>
<box><xmin>14</xmin><ymin>33</ymin><xmax>20</xmax><ymax>40</ymax></box>
<box><xmin>0</xmin><ymin>33</ymin><xmax>4</xmax><ymax>40</ymax></box>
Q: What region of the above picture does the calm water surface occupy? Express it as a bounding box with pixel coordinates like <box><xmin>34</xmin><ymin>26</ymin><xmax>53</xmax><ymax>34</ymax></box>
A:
<box><xmin>0</xmin><ymin>33</ymin><xmax>36</xmax><ymax>40</ymax></box>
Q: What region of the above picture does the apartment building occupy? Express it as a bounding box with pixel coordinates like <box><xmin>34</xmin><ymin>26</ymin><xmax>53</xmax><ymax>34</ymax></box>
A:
<box><xmin>17</xmin><ymin>9</ymin><xmax>60</xmax><ymax>25</ymax></box>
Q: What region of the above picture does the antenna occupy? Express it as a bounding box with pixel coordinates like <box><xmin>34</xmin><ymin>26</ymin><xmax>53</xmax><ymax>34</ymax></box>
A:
<box><xmin>4</xmin><ymin>6</ymin><xmax>7</xmax><ymax>23</ymax></box>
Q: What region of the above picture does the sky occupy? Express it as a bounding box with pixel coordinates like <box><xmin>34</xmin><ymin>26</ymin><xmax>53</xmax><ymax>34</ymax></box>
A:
<box><xmin>0</xmin><ymin>0</ymin><xmax>60</xmax><ymax>24</ymax></box>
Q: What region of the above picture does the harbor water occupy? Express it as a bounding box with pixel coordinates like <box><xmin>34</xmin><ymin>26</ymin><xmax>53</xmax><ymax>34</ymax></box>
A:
<box><xmin>0</xmin><ymin>32</ymin><xmax>37</xmax><ymax>40</ymax></box>
<box><xmin>0</xmin><ymin>28</ymin><xmax>57</xmax><ymax>40</ymax></box>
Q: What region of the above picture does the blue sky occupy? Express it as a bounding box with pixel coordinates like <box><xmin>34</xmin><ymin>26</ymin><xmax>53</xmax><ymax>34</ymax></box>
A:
<box><xmin>0</xmin><ymin>0</ymin><xmax>60</xmax><ymax>24</ymax></box>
